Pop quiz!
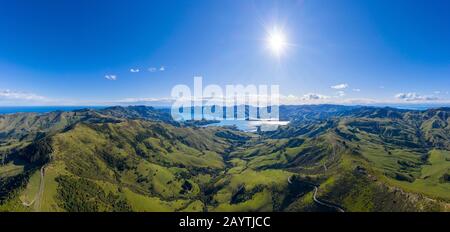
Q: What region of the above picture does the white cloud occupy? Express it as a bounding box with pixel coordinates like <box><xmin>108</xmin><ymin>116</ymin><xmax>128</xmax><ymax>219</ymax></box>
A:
<box><xmin>105</xmin><ymin>75</ymin><xmax>117</xmax><ymax>81</ymax></box>
<box><xmin>148</xmin><ymin>66</ymin><xmax>165</xmax><ymax>72</ymax></box>
<box><xmin>331</xmin><ymin>83</ymin><xmax>348</xmax><ymax>90</ymax></box>
<box><xmin>277</xmin><ymin>94</ymin><xmax>393</xmax><ymax>105</ymax></box>
<box><xmin>352</xmin><ymin>88</ymin><xmax>361</xmax><ymax>92</ymax></box>
<box><xmin>112</xmin><ymin>97</ymin><xmax>174</xmax><ymax>107</ymax></box>
<box><xmin>110</xmin><ymin>93</ymin><xmax>450</xmax><ymax>107</ymax></box>
<box><xmin>115</xmin><ymin>94</ymin><xmax>333</xmax><ymax>107</ymax></box>
<box><xmin>336</xmin><ymin>91</ymin><xmax>346</xmax><ymax>97</ymax></box>
<box><xmin>395</xmin><ymin>92</ymin><xmax>439</xmax><ymax>102</ymax></box>
<box><xmin>130</xmin><ymin>68</ymin><xmax>140</xmax><ymax>73</ymax></box>
<box><xmin>118</xmin><ymin>97</ymin><xmax>173</xmax><ymax>103</ymax></box>
<box><xmin>300</xmin><ymin>93</ymin><xmax>330</xmax><ymax>101</ymax></box>
<box><xmin>0</xmin><ymin>89</ymin><xmax>46</xmax><ymax>101</ymax></box>
<box><xmin>0</xmin><ymin>89</ymin><xmax>62</xmax><ymax>106</ymax></box>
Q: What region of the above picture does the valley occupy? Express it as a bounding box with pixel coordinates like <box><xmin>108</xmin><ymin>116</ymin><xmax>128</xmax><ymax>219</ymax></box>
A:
<box><xmin>1</xmin><ymin>105</ymin><xmax>449</xmax><ymax>212</ymax></box>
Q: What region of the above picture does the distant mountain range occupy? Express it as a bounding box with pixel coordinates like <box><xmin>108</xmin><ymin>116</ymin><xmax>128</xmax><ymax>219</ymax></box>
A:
<box><xmin>0</xmin><ymin>105</ymin><xmax>449</xmax><ymax>212</ymax></box>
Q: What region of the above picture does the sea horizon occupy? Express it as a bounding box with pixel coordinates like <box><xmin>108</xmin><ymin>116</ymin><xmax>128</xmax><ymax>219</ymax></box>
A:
<box><xmin>1</xmin><ymin>103</ymin><xmax>450</xmax><ymax>115</ymax></box>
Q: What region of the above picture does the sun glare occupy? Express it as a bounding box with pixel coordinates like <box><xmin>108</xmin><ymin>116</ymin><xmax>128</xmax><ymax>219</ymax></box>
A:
<box><xmin>267</xmin><ymin>27</ymin><xmax>288</xmax><ymax>57</ymax></box>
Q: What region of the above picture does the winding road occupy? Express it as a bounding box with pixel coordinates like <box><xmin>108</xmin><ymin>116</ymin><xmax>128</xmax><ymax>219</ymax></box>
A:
<box><xmin>312</xmin><ymin>186</ymin><xmax>345</xmax><ymax>212</ymax></box>
<box><xmin>288</xmin><ymin>175</ymin><xmax>345</xmax><ymax>213</ymax></box>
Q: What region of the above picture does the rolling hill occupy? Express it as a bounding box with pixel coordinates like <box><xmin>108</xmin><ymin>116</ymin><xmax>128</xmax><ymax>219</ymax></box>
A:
<box><xmin>0</xmin><ymin>105</ymin><xmax>449</xmax><ymax>212</ymax></box>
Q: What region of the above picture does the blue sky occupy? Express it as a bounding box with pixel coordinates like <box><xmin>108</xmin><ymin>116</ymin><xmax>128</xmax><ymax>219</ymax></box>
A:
<box><xmin>0</xmin><ymin>0</ymin><xmax>449</xmax><ymax>106</ymax></box>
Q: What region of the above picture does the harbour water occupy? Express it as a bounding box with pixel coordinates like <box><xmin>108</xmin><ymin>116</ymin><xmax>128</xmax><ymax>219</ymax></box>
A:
<box><xmin>207</xmin><ymin>120</ymin><xmax>289</xmax><ymax>132</ymax></box>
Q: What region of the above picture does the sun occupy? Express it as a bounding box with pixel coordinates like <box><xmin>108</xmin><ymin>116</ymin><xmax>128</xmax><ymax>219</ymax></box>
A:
<box><xmin>266</xmin><ymin>27</ymin><xmax>288</xmax><ymax>57</ymax></box>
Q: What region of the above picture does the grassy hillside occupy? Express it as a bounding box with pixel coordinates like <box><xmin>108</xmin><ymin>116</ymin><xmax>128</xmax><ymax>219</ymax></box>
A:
<box><xmin>1</xmin><ymin>105</ymin><xmax>450</xmax><ymax>212</ymax></box>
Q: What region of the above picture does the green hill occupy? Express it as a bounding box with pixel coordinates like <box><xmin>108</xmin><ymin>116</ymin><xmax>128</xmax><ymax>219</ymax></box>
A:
<box><xmin>1</xmin><ymin>105</ymin><xmax>449</xmax><ymax>212</ymax></box>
